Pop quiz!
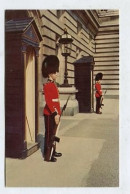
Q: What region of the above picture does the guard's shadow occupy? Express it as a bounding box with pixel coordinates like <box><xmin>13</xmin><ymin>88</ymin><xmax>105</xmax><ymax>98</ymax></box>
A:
<box><xmin>37</xmin><ymin>134</ymin><xmax>45</xmax><ymax>157</ymax></box>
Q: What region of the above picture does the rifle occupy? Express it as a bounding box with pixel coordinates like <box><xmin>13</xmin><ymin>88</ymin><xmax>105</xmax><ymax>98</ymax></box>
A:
<box><xmin>61</xmin><ymin>95</ymin><xmax>71</xmax><ymax>115</ymax></box>
<box><xmin>100</xmin><ymin>90</ymin><xmax>107</xmax><ymax>108</ymax></box>
<box><xmin>50</xmin><ymin>95</ymin><xmax>71</xmax><ymax>160</ymax></box>
<box><xmin>52</xmin><ymin>95</ymin><xmax>71</xmax><ymax>142</ymax></box>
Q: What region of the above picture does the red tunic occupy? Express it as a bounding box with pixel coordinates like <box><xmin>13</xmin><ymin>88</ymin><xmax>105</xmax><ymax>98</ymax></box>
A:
<box><xmin>95</xmin><ymin>81</ymin><xmax>102</xmax><ymax>97</ymax></box>
<box><xmin>43</xmin><ymin>81</ymin><xmax>61</xmax><ymax>115</ymax></box>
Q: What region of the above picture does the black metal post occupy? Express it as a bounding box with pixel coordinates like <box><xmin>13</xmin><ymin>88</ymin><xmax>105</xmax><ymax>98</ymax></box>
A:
<box><xmin>61</xmin><ymin>55</ymin><xmax>71</xmax><ymax>87</ymax></box>
<box><xmin>64</xmin><ymin>55</ymin><xmax>68</xmax><ymax>85</ymax></box>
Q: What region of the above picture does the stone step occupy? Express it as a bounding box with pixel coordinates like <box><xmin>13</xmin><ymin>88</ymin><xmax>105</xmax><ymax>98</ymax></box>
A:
<box><xmin>96</xmin><ymin>47</ymin><xmax>119</xmax><ymax>52</ymax></box>
<box><xmin>94</xmin><ymin>56</ymin><xmax>119</xmax><ymax>62</ymax></box>
<box><xmin>94</xmin><ymin>65</ymin><xmax>119</xmax><ymax>70</ymax></box>
<box><xmin>93</xmin><ymin>79</ymin><xmax>119</xmax><ymax>84</ymax></box>
<box><xmin>102</xmin><ymin>89</ymin><xmax>119</xmax><ymax>96</ymax></box>
<box><xmin>101</xmin><ymin>86</ymin><xmax>119</xmax><ymax>90</ymax></box>
<box><xmin>93</xmin><ymin>88</ymin><xmax>119</xmax><ymax>96</ymax></box>
<box><xmin>94</xmin><ymin>52</ymin><xmax>119</xmax><ymax>57</ymax></box>
<box><xmin>94</xmin><ymin>84</ymin><xmax>119</xmax><ymax>89</ymax></box>
<box><xmin>95</xmin><ymin>61</ymin><xmax>119</xmax><ymax>65</ymax></box>
<box><xmin>95</xmin><ymin>39</ymin><xmax>119</xmax><ymax>44</ymax></box>
<box><xmin>95</xmin><ymin>34</ymin><xmax>119</xmax><ymax>40</ymax></box>
<box><xmin>94</xmin><ymin>70</ymin><xmax>119</xmax><ymax>75</ymax></box>
<box><xmin>94</xmin><ymin>74</ymin><xmax>119</xmax><ymax>80</ymax></box>
<box><xmin>98</xmin><ymin>26</ymin><xmax>119</xmax><ymax>32</ymax></box>
<box><xmin>96</xmin><ymin>43</ymin><xmax>119</xmax><ymax>48</ymax></box>
<box><xmin>21</xmin><ymin>142</ymin><xmax>39</xmax><ymax>159</ymax></box>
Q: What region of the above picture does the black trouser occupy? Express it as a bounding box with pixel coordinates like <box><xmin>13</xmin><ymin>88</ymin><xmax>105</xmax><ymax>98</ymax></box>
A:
<box><xmin>44</xmin><ymin>114</ymin><xmax>56</xmax><ymax>161</ymax></box>
<box><xmin>96</xmin><ymin>97</ymin><xmax>101</xmax><ymax>113</ymax></box>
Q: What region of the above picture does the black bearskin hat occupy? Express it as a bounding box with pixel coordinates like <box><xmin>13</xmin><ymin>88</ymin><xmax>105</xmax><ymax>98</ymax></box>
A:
<box><xmin>95</xmin><ymin>72</ymin><xmax>103</xmax><ymax>81</ymax></box>
<box><xmin>42</xmin><ymin>55</ymin><xmax>59</xmax><ymax>78</ymax></box>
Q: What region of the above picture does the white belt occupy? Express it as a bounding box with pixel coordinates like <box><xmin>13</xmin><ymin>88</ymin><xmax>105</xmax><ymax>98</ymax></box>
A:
<box><xmin>52</xmin><ymin>98</ymin><xmax>59</xmax><ymax>102</ymax></box>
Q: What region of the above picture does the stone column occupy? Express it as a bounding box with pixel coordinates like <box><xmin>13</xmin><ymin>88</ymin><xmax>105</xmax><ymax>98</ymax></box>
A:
<box><xmin>22</xmin><ymin>43</ymin><xmax>27</xmax><ymax>145</ymax></box>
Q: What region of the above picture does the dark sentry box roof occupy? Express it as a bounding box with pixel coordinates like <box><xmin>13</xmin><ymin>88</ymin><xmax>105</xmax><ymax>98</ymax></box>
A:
<box><xmin>5</xmin><ymin>17</ymin><xmax>34</xmax><ymax>32</ymax></box>
<box><xmin>73</xmin><ymin>56</ymin><xmax>94</xmax><ymax>64</ymax></box>
<box><xmin>5</xmin><ymin>17</ymin><xmax>42</xmax><ymax>41</ymax></box>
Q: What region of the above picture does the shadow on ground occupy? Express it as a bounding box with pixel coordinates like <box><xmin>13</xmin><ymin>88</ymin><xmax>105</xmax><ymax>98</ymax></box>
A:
<box><xmin>84</xmin><ymin>125</ymin><xmax>119</xmax><ymax>187</ymax></box>
<box><xmin>37</xmin><ymin>134</ymin><xmax>45</xmax><ymax>157</ymax></box>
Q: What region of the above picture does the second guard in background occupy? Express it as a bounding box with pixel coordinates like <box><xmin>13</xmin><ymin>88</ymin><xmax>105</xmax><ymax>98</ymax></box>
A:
<box><xmin>95</xmin><ymin>72</ymin><xmax>103</xmax><ymax>114</ymax></box>
<box><xmin>42</xmin><ymin>55</ymin><xmax>62</xmax><ymax>162</ymax></box>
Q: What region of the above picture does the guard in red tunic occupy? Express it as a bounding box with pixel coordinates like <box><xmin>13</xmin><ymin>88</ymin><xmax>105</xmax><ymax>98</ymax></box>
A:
<box><xmin>42</xmin><ymin>55</ymin><xmax>62</xmax><ymax>162</ymax></box>
<box><xmin>95</xmin><ymin>72</ymin><xmax>103</xmax><ymax>114</ymax></box>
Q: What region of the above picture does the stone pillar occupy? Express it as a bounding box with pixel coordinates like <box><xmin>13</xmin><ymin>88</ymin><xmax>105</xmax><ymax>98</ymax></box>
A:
<box><xmin>58</xmin><ymin>87</ymin><xmax>79</xmax><ymax>116</ymax></box>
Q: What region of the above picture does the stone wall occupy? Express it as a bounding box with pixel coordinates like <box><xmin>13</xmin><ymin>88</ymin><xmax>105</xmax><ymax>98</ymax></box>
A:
<box><xmin>94</xmin><ymin>11</ymin><xmax>119</xmax><ymax>97</ymax></box>
<box><xmin>27</xmin><ymin>10</ymin><xmax>119</xmax><ymax>114</ymax></box>
<box><xmin>35</xmin><ymin>10</ymin><xmax>97</xmax><ymax>115</ymax></box>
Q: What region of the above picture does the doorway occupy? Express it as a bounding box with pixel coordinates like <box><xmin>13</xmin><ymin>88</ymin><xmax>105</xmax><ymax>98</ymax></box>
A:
<box><xmin>26</xmin><ymin>47</ymin><xmax>36</xmax><ymax>143</ymax></box>
<box><xmin>74</xmin><ymin>56</ymin><xmax>94</xmax><ymax>113</ymax></box>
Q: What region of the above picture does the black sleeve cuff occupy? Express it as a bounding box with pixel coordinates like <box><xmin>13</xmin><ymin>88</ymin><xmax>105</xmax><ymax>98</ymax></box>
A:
<box><xmin>52</xmin><ymin>111</ymin><xmax>58</xmax><ymax>117</ymax></box>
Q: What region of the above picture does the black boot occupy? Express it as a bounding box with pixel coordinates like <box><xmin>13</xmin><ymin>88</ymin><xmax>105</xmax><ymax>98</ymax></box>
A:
<box><xmin>50</xmin><ymin>156</ymin><xmax>57</xmax><ymax>162</ymax></box>
<box><xmin>53</xmin><ymin>151</ymin><xmax>62</xmax><ymax>157</ymax></box>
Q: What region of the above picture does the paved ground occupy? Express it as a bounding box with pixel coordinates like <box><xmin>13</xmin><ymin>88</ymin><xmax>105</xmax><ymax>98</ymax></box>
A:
<box><xmin>5</xmin><ymin>98</ymin><xmax>119</xmax><ymax>187</ymax></box>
